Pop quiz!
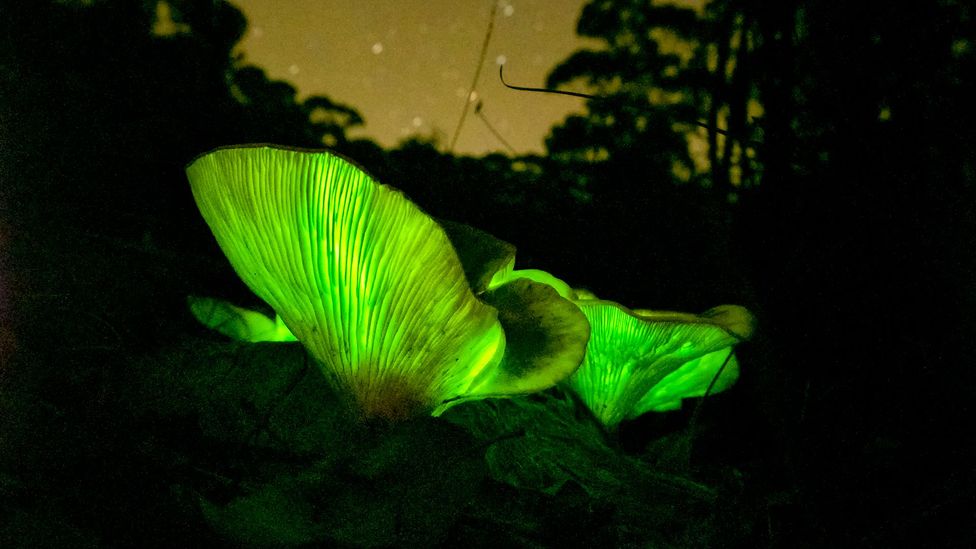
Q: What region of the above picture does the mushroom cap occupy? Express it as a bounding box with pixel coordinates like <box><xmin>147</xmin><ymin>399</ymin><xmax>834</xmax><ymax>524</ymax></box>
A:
<box><xmin>567</xmin><ymin>301</ymin><xmax>753</xmax><ymax>427</ymax></box>
<box><xmin>476</xmin><ymin>278</ymin><xmax>590</xmax><ymax>400</ymax></box>
<box><xmin>489</xmin><ymin>267</ymin><xmax>575</xmax><ymax>300</ymax></box>
<box><xmin>433</xmin><ymin>221</ymin><xmax>591</xmax><ymax>412</ymax></box>
<box><xmin>572</xmin><ymin>287</ymin><xmax>599</xmax><ymax>301</ymax></box>
<box><xmin>187</xmin><ymin>145</ymin><xmax>508</xmax><ymax>419</ymax></box>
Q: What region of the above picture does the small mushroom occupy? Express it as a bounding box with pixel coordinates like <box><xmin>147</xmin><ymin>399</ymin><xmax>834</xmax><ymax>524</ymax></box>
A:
<box><xmin>188</xmin><ymin>296</ymin><xmax>297</xmax><ymax>342</ymax></box>
<box><xmin>566</xmin><ymin>301</ymin><xmax>754</xmax><ymax>428</ymax></box>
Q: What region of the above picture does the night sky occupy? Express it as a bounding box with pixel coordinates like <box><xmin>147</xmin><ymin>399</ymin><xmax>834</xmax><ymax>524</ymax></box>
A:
<box><xmin>231</xmin><ymin>0</ymin><xmax>598</xmax><ymax>155</ymax></box>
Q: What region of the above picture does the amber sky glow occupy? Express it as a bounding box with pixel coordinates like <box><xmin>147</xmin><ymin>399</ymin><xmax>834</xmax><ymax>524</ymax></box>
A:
<box><xmin>231</xmin><ymin>0</ymin><xmax>596</xmax><ymax>155</ymax></box>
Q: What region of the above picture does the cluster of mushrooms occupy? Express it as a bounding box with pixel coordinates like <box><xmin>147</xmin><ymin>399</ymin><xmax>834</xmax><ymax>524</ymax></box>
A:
<box><xmin>186</xmin><ymin>145</ymin><xmax>754</xmax><ymax>429</ymax></box>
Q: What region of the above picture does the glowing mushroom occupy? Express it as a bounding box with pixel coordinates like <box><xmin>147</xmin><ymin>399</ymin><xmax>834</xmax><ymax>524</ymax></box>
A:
<box><xmin>188</xmin><ymin>296</ymin><xmax>297</xmax><ymax>342</ymax></box>
<box><xmin>566</xmin><ymin>301</ymin><xmax>754</xmax><ymax>428</ymax></box>
<box><xmin>186</xmin><ymin>145</ymin><xmax>588</xmax><ymax>419</ymax></box>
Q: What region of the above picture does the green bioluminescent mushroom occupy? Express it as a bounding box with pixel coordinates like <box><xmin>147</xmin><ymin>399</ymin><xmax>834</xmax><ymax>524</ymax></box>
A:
<box><xmin>187</xmin><ymin>145</ymin><xmax>588</xmax><ymax>419</ymax></box>
<box><xmin>566</xmin><ymin>301</ymin><xmax>754</xmax><ymax>428</ymax></box>
<box><xmin>188</xmin><ymin>296</ymin><xmax>297</xmax><ymax>342</ymax></box>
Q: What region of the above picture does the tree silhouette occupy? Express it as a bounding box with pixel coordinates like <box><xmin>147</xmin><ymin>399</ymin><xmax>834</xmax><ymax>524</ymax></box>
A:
<box><xmin>546</xmin><ymin>0</ymin><xmax>698</xmax><ymax>181</ymax></box>
<box><xmin>535</xmin><ymin>0</ymin><xmax>746</xmax><ymax>309</ymax></box>
<box><xmin>230</xmin><ymin>66</ymin><xmax>364</xmax><ymax>147</ymax></box>
<box><xmin>735</xmin><ymin>0</ymin><xmax>976</xmax><ymax>544</ymax></box>
<box><xmin>0</xmin><ymin>0</ymin><xmax>367</xmax><ymax>253</ymax></box>
<box><xmin>545</xmin><ymin>0</ymin><xmax>762</xmax><ymax>195</ymax></box>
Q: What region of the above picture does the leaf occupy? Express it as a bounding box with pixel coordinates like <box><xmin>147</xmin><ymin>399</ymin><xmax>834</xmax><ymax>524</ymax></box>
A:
<box><xmin>443</xmin><ymin>392</ymin><xmax>716</xmax><ymax>504</ymax></box>
<box><xmin>201</xmin><ymin>483</ymin><xmax>325</xmax><ymax>547</ymax></box>
<box><xmin>485</xmin><ymin>435</ymin><xmax>575</xmax><ymax>494</ymax></box>
<box><xmin>348</xmin><ymin>418</ymin><xmax>486</xmax><ymax>546</ymax></box>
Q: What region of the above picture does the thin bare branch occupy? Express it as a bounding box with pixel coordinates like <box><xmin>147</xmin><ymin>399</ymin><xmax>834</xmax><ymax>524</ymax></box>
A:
<box><xmin>448</xmin><ymin>2</ymin><xmax>498</xmax><ymax>153</ymax></box>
